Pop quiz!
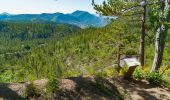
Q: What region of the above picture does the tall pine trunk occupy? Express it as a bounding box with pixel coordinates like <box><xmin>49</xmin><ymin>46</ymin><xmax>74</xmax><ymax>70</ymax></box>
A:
<box><xmin>151</xmin><ymin>25</ymin><xmax>168</xmax><ymax>72</ymax></box>
<box><xmin>151</xmin><ymin>1</ymin><xmax>170</xmax><ymax>72</ymax></box>
<box><xmin>140</xmin><ymin>1</ymin><xmax>146</xmax><ymax>67</ymax></box>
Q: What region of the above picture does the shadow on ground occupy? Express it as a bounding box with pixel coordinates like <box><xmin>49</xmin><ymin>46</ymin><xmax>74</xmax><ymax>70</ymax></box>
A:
<box><xmin>0</xmin><ymin>83</ymin><xmax>24</xmax><ymax>100</ymax></box>
<box><xmin>0</xmin><ymin>77</ymin><xmax>170</xmax><ymax>100</ymax></box>
<box><xmin>56</xmin><ymin>77</ymin><xmax>124</xmax><ymax>100</ymax></box>
<box><xmin>120</xmin><ymin>79</ymin><xmax>170</xmax><ymax>100</ymax></box>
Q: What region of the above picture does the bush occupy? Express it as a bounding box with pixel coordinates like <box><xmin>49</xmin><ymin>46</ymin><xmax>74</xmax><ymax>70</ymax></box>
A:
<box><xmin>95</xmin><ymin>68</ymin><xmax>118</xmax><ymax>78</ymax></box>
<box><xmin>0</xmin><ymin>70</ymin><xmax>16</xmax><ymax>83</ymax></box>
<box><xmin>119</xmin><ymin>66</ymin><xmax>128</xmax><ymax>76</ymax></box>
<box><xmin>95</xmin><ymin>71</ymin><xmax>108</xmax><ymax>78</ymax></box>
<box><xmin>162</xmin><ymin>75</ymin><xmax>170</xmax><ymax>89</ymax></box>
<box><xmin>46</xmin><ymin>74</ymin><xmax>59</xmax><ymax>94</ymax></box>
<box><xmin>63</xmin><ymin>69</ymin><xmax>79</xmax><ymax>77</ymax></box>
<box><xmin>133</xmin><ymin>68</ymin><xmax>144</xmax><ymax>80</ymax></box>
<box><xmin>145</xmin><ymin>72</ymin><xmax>162</xmax><ymax>85</ymax></box>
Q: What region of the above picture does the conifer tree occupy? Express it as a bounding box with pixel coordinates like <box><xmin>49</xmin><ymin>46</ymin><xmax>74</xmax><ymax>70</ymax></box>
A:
<box><xmin>150</xmin><ymin>0</ymin><xmax>170</xmax><ymax>72</ymax></box>
<box><xmin>92</xmin><ymin>0</ymin><xmax>146</xmax><ymax>67</ymax></box>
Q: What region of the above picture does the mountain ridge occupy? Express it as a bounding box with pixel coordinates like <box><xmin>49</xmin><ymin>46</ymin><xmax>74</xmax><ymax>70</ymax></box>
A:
<box><xmin>0</xmin><ymin>11</ymin><xmax>108</xmax><ymax>28</ymax></box>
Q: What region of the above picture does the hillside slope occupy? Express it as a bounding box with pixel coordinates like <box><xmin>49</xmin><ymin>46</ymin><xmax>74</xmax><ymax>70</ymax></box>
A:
<box><xmin>0</xmin><ymin>19</ymin><xmax>170</xmax><ymax>99</ymax></box>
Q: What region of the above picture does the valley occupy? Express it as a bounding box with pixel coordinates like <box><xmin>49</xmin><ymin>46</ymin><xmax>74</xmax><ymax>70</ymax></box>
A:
<box><xmin>0</xmin><ymin>0</ymin><xmax>170</xmax><ymax>99</ymax></box>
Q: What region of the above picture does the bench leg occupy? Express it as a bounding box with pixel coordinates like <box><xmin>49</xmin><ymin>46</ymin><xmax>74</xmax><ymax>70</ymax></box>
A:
<box><xmin>124</xmin><ymin>66</ymin><xmax>137</xmax><ymax>80</ymax></box>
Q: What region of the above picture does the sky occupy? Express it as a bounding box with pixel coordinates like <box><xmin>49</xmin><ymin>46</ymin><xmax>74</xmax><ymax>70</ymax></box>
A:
<box><xmin>0</xmin><ymin>0</ymin><xmax>104</xmax><ymax>14</ymax></box>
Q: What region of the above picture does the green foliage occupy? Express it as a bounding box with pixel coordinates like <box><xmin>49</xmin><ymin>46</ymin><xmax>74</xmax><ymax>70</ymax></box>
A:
<box><xmin>0</xmin><ymin>18</ymin><xmax>138</xmax><ymax>82</ymax></box>
<box><xmin>119</xmin><ymin>66</ymin><xmax>128</xmax><ymax>76</ymax></box>
<box><xmin>134</xmin><ymin>68</ymin><xmax>170</xmax><ymax>87</ymax></box>
<box><xmin>162</xmin><ymin>75</ymin><xmax>170</xmax><ymax>89</ymax></box>
<box><xmin>95</xmin><ymin>67</ymin><xmax>118</xmax><ymax>78</ymax></box>
<box><xmin>145</xmin><ymin>72</ymin><xmax>162</xmax><ymax>85</ymax></box>
<box><xmin>46</xmin><ymin>74</ymin><xmax>60</xmax><ymax>94</ymax></box>
<box><xmin>133</xmin><ymin>68</ymin><xmax>144</xmax><ymax>80</ymax></box>
<box><xmin>63</xmin><ymin>69</ymin><xmax>80</xmax><ymax>77</ymax></box>
<box><xmin>148</xmin><ymin>0</ymin><xmax>170</xmax><ymax>29</ymax></box>
<box><xmin>0</xmin><ymin>22</ymin><xmax>80</xmax><ymax>82</ymax></box>
<box><xmin>92</xmin><ymin>0</ymin><xmax>138</xmax><ymax>16</ymax></box>
<box><xmin>0</xmin><ymin>69</ymin><xmax>17</xmax><ymax>83</ymax></box>
<box><xmin>85</xmin><ymin>66</ymin><xmax>96</xmax><ymax>76</ymax></box>
<box><xmin>0</xmin><ymin>22</ymin><xmax>79</xmax><ymax>40</ymax></box>
<box><xmin>0</xmin><ymin>15</ymin><xmax>170</xmax><ymax>88</ymax></box>
<box><xmin>96</xmin><ymin>71</ymin><xmax>108</xmax><ymax>78</ymax></box>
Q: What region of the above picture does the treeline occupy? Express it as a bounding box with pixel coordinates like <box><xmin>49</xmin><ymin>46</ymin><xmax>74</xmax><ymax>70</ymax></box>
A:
<box><xmin>0</xmin><ymin>22</ymin><xmax>80</xmax><ymax>53</ymax></box>
<box><xmin>0</xmin><ymin>22</ymin><xmax>80</xmax><ymax>40</ymax></box>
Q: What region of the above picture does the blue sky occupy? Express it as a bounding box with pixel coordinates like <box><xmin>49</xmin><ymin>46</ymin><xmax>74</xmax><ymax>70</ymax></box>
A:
<box><xmin>0</xmin><ymin>0</ymin><xmax>104</xmax><ymax>14</ymax></box>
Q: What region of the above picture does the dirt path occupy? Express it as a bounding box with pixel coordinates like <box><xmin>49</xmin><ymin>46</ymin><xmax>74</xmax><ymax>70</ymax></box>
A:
<box><xmin>120</xmin><ymin>80</ymin><xmax>170</xmax><ymax>100</ymax></box>
<box><xmin>0</xmin><ymin>78</ymin><xmax>170</xmax><ymax>100</ymax></box>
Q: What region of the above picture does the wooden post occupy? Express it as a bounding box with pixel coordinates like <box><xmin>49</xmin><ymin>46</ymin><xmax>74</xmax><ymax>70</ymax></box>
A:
<box><xmin>124</xmin><ymin>66</ymin><xmax>137</xmax><ymax>79</ymax></box>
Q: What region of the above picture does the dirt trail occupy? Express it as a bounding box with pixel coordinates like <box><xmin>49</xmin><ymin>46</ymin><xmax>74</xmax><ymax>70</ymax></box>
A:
<box><xmin>0</xmin><ymin>78</ymin><xmax>170</xmax><ymax>100</ymax></box>
<box><xmin>120</xmin><ymin>80</ymin><xmax>170</xmax><ymax>100</ymax></box>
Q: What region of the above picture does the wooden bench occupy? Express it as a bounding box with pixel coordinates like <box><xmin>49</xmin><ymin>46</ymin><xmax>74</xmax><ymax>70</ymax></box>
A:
<box><xmin>120</xmin><ymin>57</ymin><xmax>140</xmax><ymax>79</ymax></box>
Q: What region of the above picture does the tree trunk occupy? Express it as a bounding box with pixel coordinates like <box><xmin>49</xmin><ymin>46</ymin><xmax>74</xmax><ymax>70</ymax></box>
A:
<box><xmin>117</xmin><ymin>33</ymin><xmax>122</xmax><ymax>72</ymax></box>
<box><xmin>140</xmin><ymin>1</ymin><xmax>146</xmax><ymax>67</ymax></box>
<box><xmin>151</xmin><ymin>25</ymin><xmax>167</xmax><ymax>72</ymax></box>
<box><xmin>117</xmin><ymin>46</ymin><xmax>121</xmax><ymax>72</ymax></box>
<box><xmin>151</xmin><ymin>1</ymin><xmax>170</xmax><ymax>72</ymax></box>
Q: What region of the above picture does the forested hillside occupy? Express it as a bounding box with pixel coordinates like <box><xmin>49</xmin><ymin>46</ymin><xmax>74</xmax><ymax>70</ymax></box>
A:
<box><xmin>0</xmin><ymin>22</ymin><xmax>80</xmax><ymax>77</ymax></box>
<box><xmin>0</xmin><ymin>0</ymin><xmax>170</xmax><ymax>99</ymax></box>
<box><xmin>0</xmin><ymin>17</ymin><xmax>170</xmax><ymax>99</ymax></box>
<box><xmin>0</xmin><ymin>18</ymin><xmax>170</xmax><ymax>82</ymax></box>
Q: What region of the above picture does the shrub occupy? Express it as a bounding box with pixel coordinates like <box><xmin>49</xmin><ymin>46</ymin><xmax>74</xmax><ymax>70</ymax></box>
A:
<box><xmin>95</xmin><ymin>71</ymin><xmax>107</xmax><ymax>78</ymax></box>
<box><xmin>63</xmin><ymin>69</ymin><xmax>79</xmax><ymax>77</ymax></box>
<box><xmin>162</xmin><ymin>75</ymin><xmax>170</xmax><ymax>89</ymax></box>
<box><xmin>85</xmin><ymin>66</ymin><xmax>96</xmax><ymax>76</ymax></box>
<box><xmin>46</xmin><ymin>74</ymin><xmax>59</xmax><ymax>94</ymax></box>
<box><xmin>0</xmin><ymin>70</ymin><xmax>16</xmax><ymax>83</ymax></box>
<box><xmin>125</xmin><ymin>49</ymin><xmax>138</xmax><ymax>55</ymax></box>
<box><xmin>95</xmin><ymin>68</ymin><xmax>118</xmax><ymax>78</ymax></box>
<box><xmin>145</xmin><ymin>72</ymin><xmax>162</xmax><ymax>85</ymax></box>
<box><xmin>119</xmin><ymin>66</ymin><xmax>128</xmax><ymax>76</ymax></box>
<box><xmin>133</xmin><ymin>68</ymin><xmax>144</xmax><ymax>80</ymax></box>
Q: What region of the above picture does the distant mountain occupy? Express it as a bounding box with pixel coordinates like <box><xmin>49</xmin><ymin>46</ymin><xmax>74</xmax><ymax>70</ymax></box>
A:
<box><xmin>0</xmin><ymin>11</ymin><xmax>108</xmax><ymax>28</ymax></box>
<box><xmin>72</xmin><ymin>10</ymin><xmax>108</xmax><ymax>27</ymax></box>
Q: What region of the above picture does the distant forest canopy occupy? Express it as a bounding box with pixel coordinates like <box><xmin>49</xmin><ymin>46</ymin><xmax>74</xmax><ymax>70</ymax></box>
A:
<box><xmin>0</xmin><ymin>22</ymin><xmax>80</xmax><ymax>40</ymax></box>
<box><xmin>0</xmin><ymin>22</ymin><xmax>80</xmax><ymax>56</ymax></box>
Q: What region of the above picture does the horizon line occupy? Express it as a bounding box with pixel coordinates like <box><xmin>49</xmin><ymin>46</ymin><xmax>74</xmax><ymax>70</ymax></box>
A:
<box><xmin>0</xmin><ymin>10</ymin><xmax>97</xmax><ymax>15</ymax></box>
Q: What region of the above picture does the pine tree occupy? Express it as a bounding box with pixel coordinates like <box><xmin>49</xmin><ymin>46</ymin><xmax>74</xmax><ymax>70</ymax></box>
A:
<box><xmin>151</xmin><ymin>0</ymin><xmax>170</xmax><ymax>72</ymax></box>
<box><xmin>92</xmin><ymin>0</ymin><xmax>146</xmax><ymax>67</ymax></box>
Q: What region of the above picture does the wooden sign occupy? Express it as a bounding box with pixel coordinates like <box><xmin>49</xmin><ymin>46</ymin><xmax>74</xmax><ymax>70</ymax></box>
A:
<box><xmin>120</xmin><ymin>57</ymin><xmax>140</xmax><ymax>67</ymax></box>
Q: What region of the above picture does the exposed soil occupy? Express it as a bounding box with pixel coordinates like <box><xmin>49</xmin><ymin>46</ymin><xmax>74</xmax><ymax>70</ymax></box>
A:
<box><xmin>0</xmin><ymin>77</ymin><xmax>170</xmax><ymax>100</ymax></box>
<box><xmin>121</xmin><ymin>79</ymin><xmax>170</xmax><ymax>100</ymax></box>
